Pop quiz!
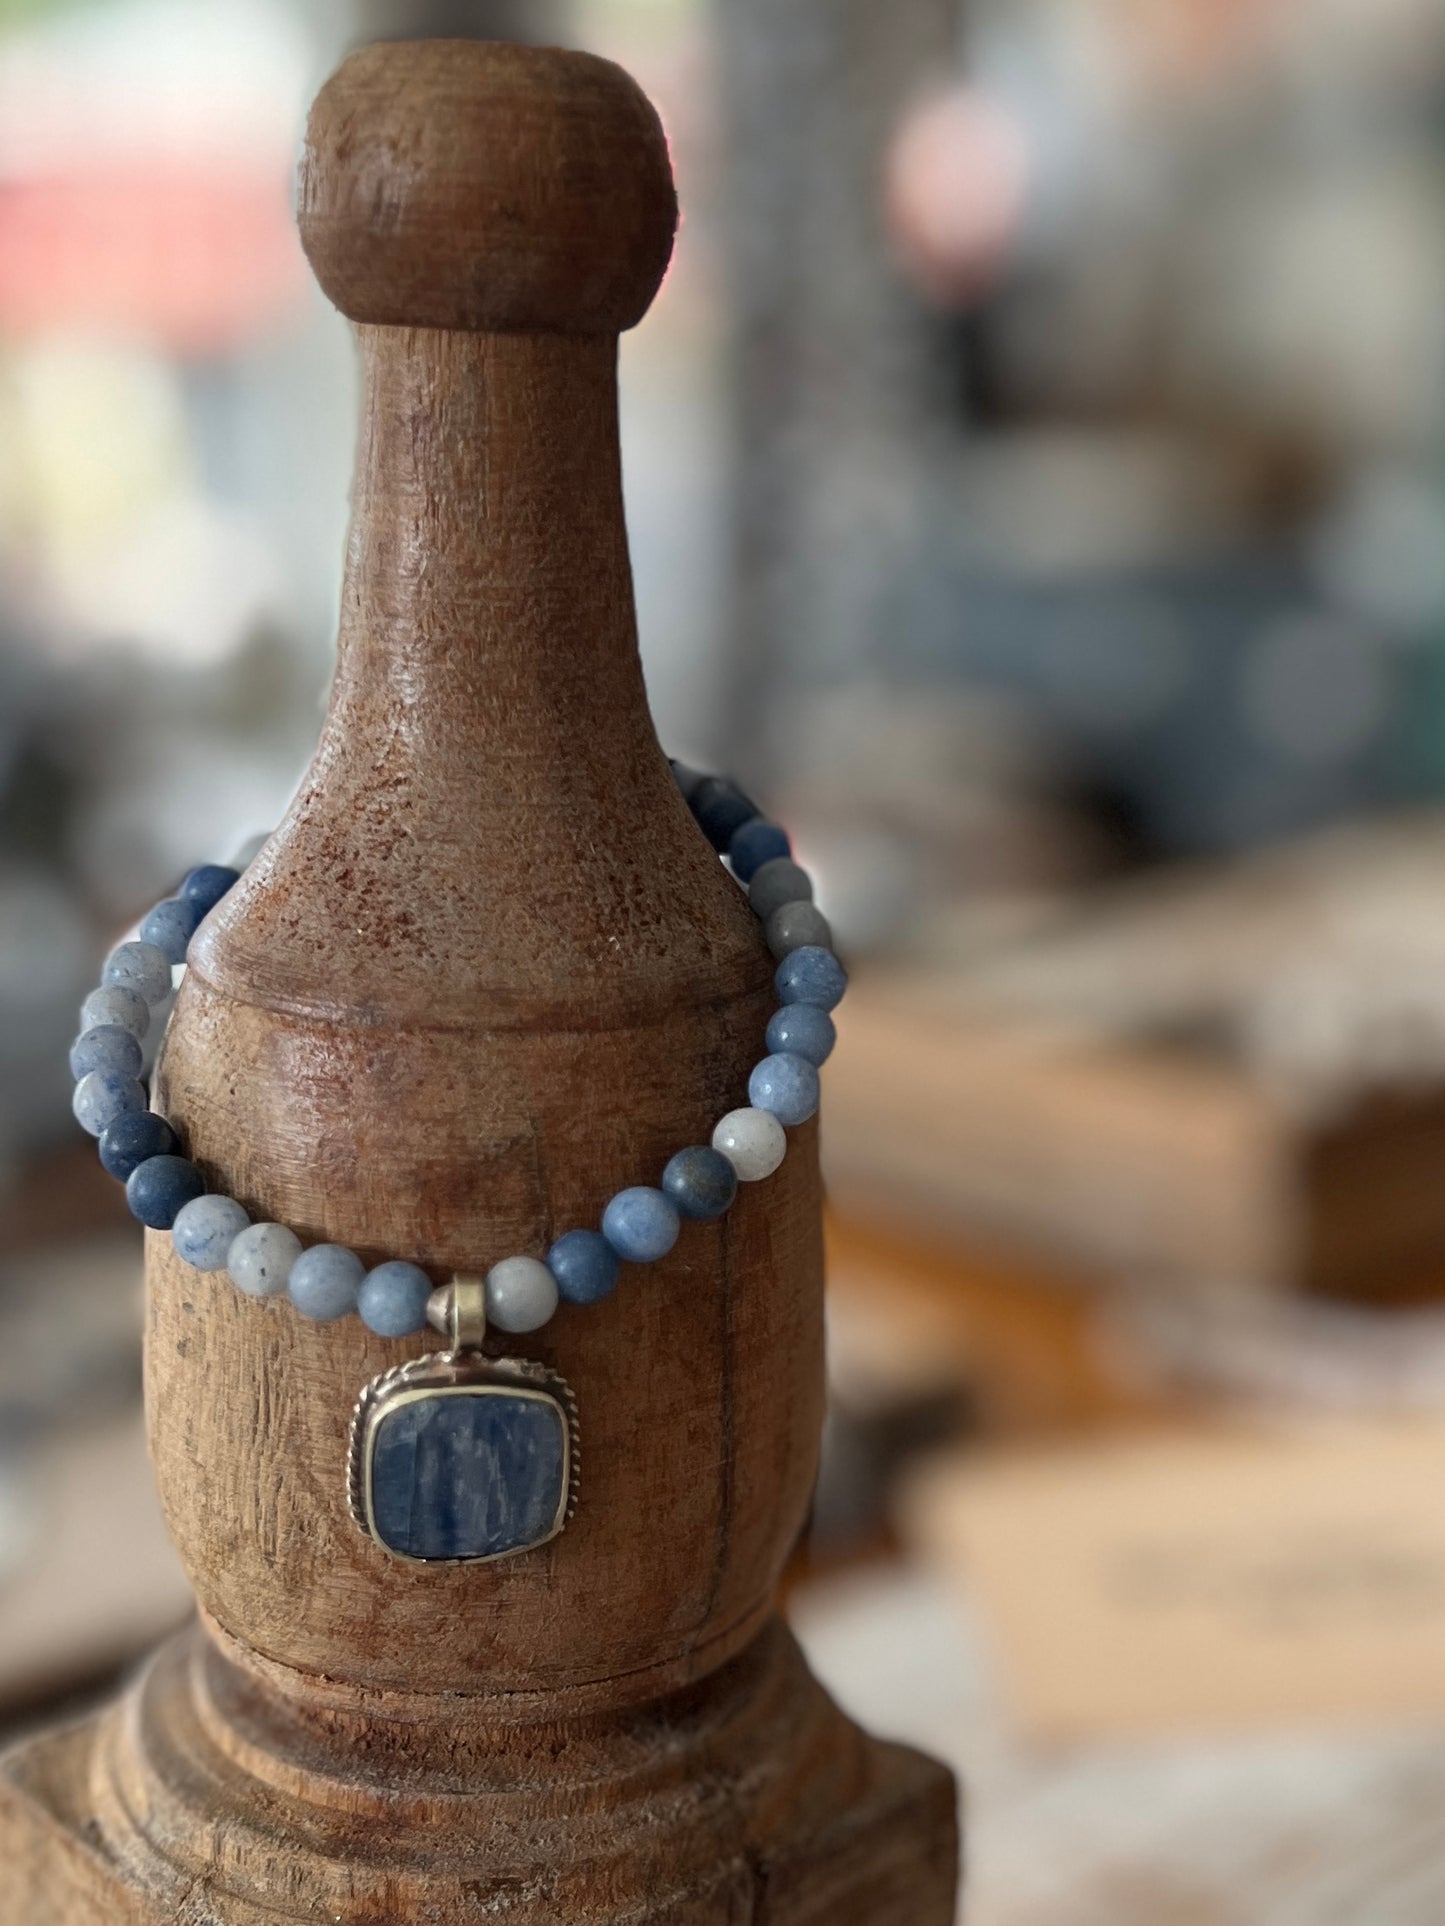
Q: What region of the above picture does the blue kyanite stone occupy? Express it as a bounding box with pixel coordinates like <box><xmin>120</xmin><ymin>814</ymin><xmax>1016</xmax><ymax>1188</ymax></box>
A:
<box><xmin>368</xmin><ymin>1389</ymin><xmax>567</xmax><ymax>1561</ymax></box>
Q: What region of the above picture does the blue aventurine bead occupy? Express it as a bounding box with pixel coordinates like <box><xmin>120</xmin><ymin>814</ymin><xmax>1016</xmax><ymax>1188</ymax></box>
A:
<box><xmin>179</xmin><ymin>864</ymin><xmax>240</xmax><ymax>915</ymax></box>
<box><xmin>73</xmin><ymin>1069</ymin><xmax>146</xmax><ymax>1137</ymax></box>
<box><xmin>728</xmin><ymin>817</ymin><xmax>792</xmax><ymax>884</ymax></box>
<box><xmin>765</xmin><ymin>1003</ymin><xmax>836</xmax><ymax>1067</ymax></box>
<box><xmin>774</xmin><ymin>944</ymin><xmax>847</xmax><ymax>1013</ymax></box>
<box><xmin>547</xmin><ymin>1229</ymin><xmax>621</xmax><ymax>1305</ymax></box>
<box><xmin>80</xmin><ymin>984</ymin><xmax>150</xmax><ymax>1041</ymax></box>
<box><xmin>172</xmin><ymin>1194</ymin><xmax>250</xmax><ymax>1271</ymax></box>
<box><xmin>70</xmin><ymin>1024</ymin><xmax>144</xmax><ymax>1083</ymax></box>
<box><xmin>661</xmin><ymin>1145</ymin><xmax>739</xmax><ymax>1220</ymax></box>
<box><xmin>692</xmin><ymin>777</ymin><xmax>760</xmax><ymax>852</ymax></box>
<box><xmin>748</xmin><ymin>1051</ymin><xmax>821</xmax><ymax>1127</ymax></box>
<box><xmin>601</xmin><ymin>1186</ymin><xmax>680</xmax><ymax>1264</ymax></box>
<box><xmin>367</xmin><ymin>1388</ymin><xmax>567</xmax><ymax>1561</ymax></box>
<box><xmin>289</xmin><ymin>1243</ymin><xmax>364</xmax><ymax>1322</ymax></box>
<box><xmin>359</xmin><ymin>1261</ymin><xmax>433</xmax><ymax>1338</ymax></box>
<box><xmin>139</xmin><ymin>897</ymin><xmax>201</xmax><ymax>965</ymax></box>
<box><xmin>103</xmin><ymin>940</ymin><xmax>172</xmax><ymax>1007</ymax></box>
<box><xmin>99</xmin><ymin>1109</ymin><xmax>179</xmax><ymax>1181</ymax></box>
<box><xmin>126</xmin><ymin>1154</ymin><xmax>206</xmax><ymax>1229</ymax></box>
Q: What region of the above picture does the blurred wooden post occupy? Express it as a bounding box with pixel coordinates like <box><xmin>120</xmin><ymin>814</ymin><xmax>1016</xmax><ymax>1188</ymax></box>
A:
<box><xmin>0</xmin><ymin>41</ymin><xmax>958</xmax><ymax>1923</ymax></box>
<box><xmin>714</xmin><ymin>0</ymin><xmax>960</xmax><ymax>767</ymax></box>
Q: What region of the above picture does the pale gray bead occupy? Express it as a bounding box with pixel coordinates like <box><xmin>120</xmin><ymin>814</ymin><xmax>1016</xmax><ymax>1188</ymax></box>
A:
<box><xmin>748</xmin><ymin>858</ymin><xmax>813</xmax><ymax>923</ymax></box>
<box><xmin>485</xmin><ymin>1255</ymin><xmax>559</xmax><ymax>1334</ymax></box>
<box><xmin>72</xmin><ymin>1069</ymin><xmax>146</xmax><ymax>1137</ymax></box>
<box><xmin>765</xmin><ymin>900</ymin><xmax>832</xmax><ymax>961</ymax></box>
<box><xmin>81</xmin><ymin>984</ymin><xmax>150</xmax><ymax>1041</ymax></box>
<box><xmin>103</xmin><ymin>939</ymin><xmax>172</xmax><ymax>1006</ymax></box>
<box><xmin>289</xmin><ymin>1244</ymin><xmax>364</xmax><ymax>1322</ymax></box>
<box><xmin>173</xmin><ymin>1194</ymin><xmax>250</xmax><ymax>1272</ymax></box>
<box><xmin>228</xmin><ymin>1221</ymin><xmax>302</xmax><ymax>1298</ymax></box>
<box><xmin>711</xmin><ymin>1106</ymin><xmax>787</xmax><ymax>1182</ymax></box>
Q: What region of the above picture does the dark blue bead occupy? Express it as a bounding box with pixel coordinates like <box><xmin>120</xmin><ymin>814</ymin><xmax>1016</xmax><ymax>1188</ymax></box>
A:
<box><xmin>669</xmin><ymin>758</ymin><xmax>708</xmax><ymax>801</ymax></box>
<box><xmin>729</xmin><ymin>817</ymin><xmax>792</xmax><ymax>883</ymax></box>
<box><xmin>692</xmin><ymin>778</ymin><xmax>760</xmax><ymax>852</ymax></box>
<box><xmin>661</xmin><ymin>1145</ymin><xmax>738</xmax><ymax>1220</ymax></box>
<box><xmin>126</xmin><ymin>1154</ymin><xmax>205</xmax><ymax>1230</ymax></box>
<box><xmin>179</xmin><ymin>864</ymin><xmax>240</xmax><ymax>915</ymax></box>
<box><xmin>99</xmin><ymin>1110</ymin><xmax>179</xmax><ymax>1181</ymax></box>
<box><xmin>547</xmin><ymin>1229</ymin><xmax>620</xmax><ymax>1305</ymax></box>
<box><xmin>774</xmin><ymin>944</ymin><xmax>848</xmax><ymax>1012</ymax></box>
<box><xmin>70</xmin><ymin>1024</ymin><xmax>144</xmax><ymax>1082</ymax></box>
<box><xmin>367</xmin><ymin>1388</ymin><xmax>568</xmax><ymax>1560</ymax></box>
<box><xmin>765</xmin><ymin>1003</ymin><xmax>836</xmax><ymax>1067</ymax></box>
<box><xmin>139</xmin><ymin>897</ymin><xmax>201</xmax><ymax>964</ymax></box>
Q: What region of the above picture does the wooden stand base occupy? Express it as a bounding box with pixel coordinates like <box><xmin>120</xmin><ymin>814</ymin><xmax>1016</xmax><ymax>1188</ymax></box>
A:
<box><xmin>0</xmin><ymin>1617</ymin><xmax>958</xmax><ymax>1923</ymax></box>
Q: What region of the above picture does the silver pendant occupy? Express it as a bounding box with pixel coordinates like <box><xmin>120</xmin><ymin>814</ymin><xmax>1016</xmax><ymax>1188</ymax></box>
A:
<box><xmin>347</xmin><ymin>1277</ymin><xmax>579</xmax><ymax>1566</ymax></box>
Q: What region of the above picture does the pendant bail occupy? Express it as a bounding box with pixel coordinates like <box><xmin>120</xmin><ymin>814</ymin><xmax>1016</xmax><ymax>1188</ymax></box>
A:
<box><xmin>425</xmin><ymin>1275</ymin><xmax>488</xmax><ymax>1353</ymax></box>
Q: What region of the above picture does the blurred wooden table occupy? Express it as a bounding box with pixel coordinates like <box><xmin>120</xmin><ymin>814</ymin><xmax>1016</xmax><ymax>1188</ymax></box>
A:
<box><xmin>794</xmin><ymin>1563</ymin><xmax>1445</xmax><ymax>1926</ymax></box>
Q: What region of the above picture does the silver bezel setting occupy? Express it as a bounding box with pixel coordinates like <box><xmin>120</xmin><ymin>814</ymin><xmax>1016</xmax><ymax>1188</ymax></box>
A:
<box><xmin>347</xmin><ymin>1350</ymin><xmax>580</xmax><ymax>1566</ymax></box>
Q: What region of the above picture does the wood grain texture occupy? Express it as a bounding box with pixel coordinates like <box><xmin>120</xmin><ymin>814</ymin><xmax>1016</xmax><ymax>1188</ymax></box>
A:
<box><xmin>0</xmin><ymin>39</ymin><xmax>957</xmax><ymax>1920</ymax></box>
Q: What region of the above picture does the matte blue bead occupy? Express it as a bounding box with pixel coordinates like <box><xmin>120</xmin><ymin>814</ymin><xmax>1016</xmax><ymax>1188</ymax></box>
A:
<box><xmin>103</xmin><ymin>940</ymin><xmax>172</xmax><ymax>1006</ymax></box>
<box><xmin>661</xmin><ymin>1145</ymin><xmax>738</xmax><ymax>1220</ymax></box>
<box><xmin>692</xmin><ymin>778</ymin><xmax>760</xmax><ymax>852</ymax></box>
<box><xmin>139</xmin><ymin>897</ymin><xmax>201</xmax><ymax>964</ymax></box>
<box><xmin>601</xmin><ymin>1186</ymin><xmax>680</xmax><ymax>1263</ymax></box>
<box><xmin>126</xmin><ymin>1154</ymin><xmax>205</xmax><ymax>1229</ymax></box>
<box><xmin>367</xmin><ymin>1388</ymin><xmax>567</xmax><ymax>1561</ymax></box>
<box><xmin>80</xmin><ymin>984</ymin><xmax>150</xmax><ymax>1040</ymax></box>
<box><xmin>359</xmin><ymin>1261</ymin><xmax>433</xmax><ymax>1338</ymax></box>
<box><xmin>547</xmin><ymin>1229</ymin><xmax>621</xmax><ymax>1305</ymax></box>
<box><xmin>729</xmin><ymin>817</ymin><xmax>792</xmax><ymax>884</ymax></box>
<box><xmin>748</xmin><ymin>1052</ymin><xmax>820</xmax><ymax>1126</ymax></box>
<box><xmin>99</xmin><ymin>1109</ymin><xmax>179</xmax><ymax>1181</ymax></box>
<box><xmin>289</xmin><ymin>1244</ymin><xmax>364</xmax><ymax>1322</ymax></box>
<box><xmin>179</xmin><ymin>864</ymin><xmax>240</xmax><ymax>915</ymax></box>
<box><xmin>774</xmin><ymin>944</ymin><xmax>847</xmax><ymax>1012</ymax></box>
<box><xmin>765</xmin><ymin>1003</ymin><xmax>836</xmax><ymax>1067</ymax></box>
<box><xmin>70</xmin><ymin>1024</ymin><xmax>143</xmax><ymax>1082</ymax></box>
<box><xmin>73</xmin><ymin>1070</ymin><xmax>146</xmax><ymax>1137</ymax></box>
<box><xmin>172</xmin><ymin>1194</ymin><xmax>249</xmax><ymax>1271</ymax></box>
<box><xmin>748</xmin><ymin>858</ymin><xmax>813</xmax><ymax>923</ymax></box>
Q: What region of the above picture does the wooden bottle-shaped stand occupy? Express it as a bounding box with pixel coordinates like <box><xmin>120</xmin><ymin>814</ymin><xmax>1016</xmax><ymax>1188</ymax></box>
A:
<box><xmin>0</xmin><ymin>41</ymin><xmax>958</xmax><ymax>1923</ymax></box>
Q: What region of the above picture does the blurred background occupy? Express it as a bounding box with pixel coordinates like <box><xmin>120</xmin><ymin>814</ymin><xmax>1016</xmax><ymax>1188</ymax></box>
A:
<box><xmin>7</xmin><ymin>0</ymin><xmax>1445</xmax><ymax>1918</ymax></box>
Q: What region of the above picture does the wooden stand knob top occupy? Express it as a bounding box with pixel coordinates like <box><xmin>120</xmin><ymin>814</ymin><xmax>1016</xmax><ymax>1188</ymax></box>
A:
<box><xmin>299</xmin><ymin>40</ymin><xmax>677</xmax><ymax>335</ymax></box>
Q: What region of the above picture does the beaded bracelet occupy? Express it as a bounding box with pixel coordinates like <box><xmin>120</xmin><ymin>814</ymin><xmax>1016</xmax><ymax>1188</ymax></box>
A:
<box><xmin>68</xmin><ymin>763</ymin><xmax>846</xmax><ymax>1566</ymax></box>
